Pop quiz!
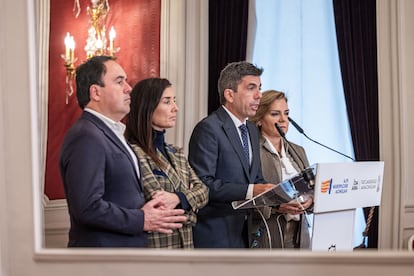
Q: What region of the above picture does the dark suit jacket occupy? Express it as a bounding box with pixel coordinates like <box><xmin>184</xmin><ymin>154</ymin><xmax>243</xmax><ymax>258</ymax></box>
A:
<box><xmin>59</xmin><ymin>111</ymin><xmax>146</xmax><ymax>247</ymax></box>
<box><xmin>188</xmin><ymin>106</ymin><xmax>266</xmax><ymax>248</ymax></box>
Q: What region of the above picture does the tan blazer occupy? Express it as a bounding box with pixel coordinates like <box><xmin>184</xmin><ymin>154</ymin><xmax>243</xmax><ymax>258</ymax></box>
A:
<box><xmin>260</xmin><ymin>136</ymin><xmax>309</xmax><ymax>185</ymax></box>
<box><xmin>251</xmin><ymin>136</ymin><xmax>311</xmax><ymax>249</ymax></box>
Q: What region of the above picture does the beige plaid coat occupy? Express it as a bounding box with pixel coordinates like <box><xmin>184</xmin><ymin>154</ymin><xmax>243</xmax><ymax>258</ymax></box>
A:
<box><xmin>131</xmin><ymin>144</ymin><xmax>209</xmax><ymax>248</ymax></box>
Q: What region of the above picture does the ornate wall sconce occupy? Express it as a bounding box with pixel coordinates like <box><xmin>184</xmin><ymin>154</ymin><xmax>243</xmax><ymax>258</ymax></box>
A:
<box><xmin>62</xmin><ymin>0</ymin><xmax>119</xmax><ymax>104</ymax></box>
<box><xmin>61</xmin><ymin>33</ymin><xmax>77</xmax><ymax>104</ymax></box>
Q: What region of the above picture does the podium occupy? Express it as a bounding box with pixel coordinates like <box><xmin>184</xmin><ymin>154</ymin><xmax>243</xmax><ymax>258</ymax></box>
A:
<box><xmin>310</xmin><ymin>162</ymin><xmax>383</xmax><ymax>251</ymax></box>
<box><xmin>232</xmin><ymin>161</ymin><xmax>384</xmax><ymax>251</ymax></box>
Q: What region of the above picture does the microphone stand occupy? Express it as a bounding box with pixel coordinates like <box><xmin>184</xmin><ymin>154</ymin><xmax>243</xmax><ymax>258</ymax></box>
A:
<box><xmin>275</xmin><ymin>123</ymin><xmax>305</xmax><ymax>169</ymax></box>
<box><xmin>288</xmin><ymin>117</ymin><xmax>355</xmax><ymax>161</ymax></box>
<box><xmin>274</xmin><ymin>123</ymin><xmax>315</xmax><ymax>249</ymax></box>
<box><xmin>275</xmin><ymin>123</ymin><xmax>315</xmax><ymax>188</ymax></box>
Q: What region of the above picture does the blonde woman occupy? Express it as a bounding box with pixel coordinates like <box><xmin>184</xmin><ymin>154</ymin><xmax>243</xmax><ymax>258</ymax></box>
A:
<box><xmin>250</xmin><ymin>90</ymin><xmax>313</xmax><ymax>249</ymax></box>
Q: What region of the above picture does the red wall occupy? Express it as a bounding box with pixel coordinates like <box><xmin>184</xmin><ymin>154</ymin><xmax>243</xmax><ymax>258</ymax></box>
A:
<box><xmin>45</xmin><ymin>0</ymin><xmax>161</xmax><ymax>199</ymax></box>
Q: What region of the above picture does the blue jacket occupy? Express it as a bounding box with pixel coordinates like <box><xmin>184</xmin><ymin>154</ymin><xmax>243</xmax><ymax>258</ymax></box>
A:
<box><xmin>188</xmin><ymin>106</ymin><xmax>266</xmax><ymax>248</ymax></box>
<box><xmin>60</xmin><ymin>111</ymin><xmax>146</xmax><ymax>247</ymax></box>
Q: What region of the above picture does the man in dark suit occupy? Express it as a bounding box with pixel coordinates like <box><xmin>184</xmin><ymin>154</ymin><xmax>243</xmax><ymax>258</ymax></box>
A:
<box><xmin>188</xmin><ymin>61</ymin><xmax>275</xmax><ymax>248</ymax></box>
<box><xmin>59</xmin><ymin>56</ymin><xmax>186</xmax><ymax>247</ymax></box>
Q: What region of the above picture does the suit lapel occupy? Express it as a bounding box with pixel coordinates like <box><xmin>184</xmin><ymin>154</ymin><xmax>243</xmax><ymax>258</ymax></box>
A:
<box><xmin>82</xmin><ymin>112</ymin><xmax>142</xmax><ymax>188</ymax></box>
<box><xmin>247</xmin><ymin>121</ymin><xmax>259</xmax><ymax>178</ymax></box>
<box><xmin>217</xmin><ymin>107</ymin><xmax>251</xmax><ymax>176</ymax></box>
<box><xmin>133</xmin><ymin>144</ymin><xmax>182</xmax><ymax>193</ymax></box>
<box><xmin>159</xmin><ymin>147</ymin><xmax>183</xmax><ymax>191</ymax></box>
<box><xmin>83</xmin><ymin>112</ymin><xmax>128</xmax><ymax>154</ymax></box>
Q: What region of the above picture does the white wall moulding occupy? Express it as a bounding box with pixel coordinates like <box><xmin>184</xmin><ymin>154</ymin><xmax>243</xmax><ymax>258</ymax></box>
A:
<box><xmin>2</xmin><ymin>0</ymin><xmax>414</xmax><ymax>275</ymax></box>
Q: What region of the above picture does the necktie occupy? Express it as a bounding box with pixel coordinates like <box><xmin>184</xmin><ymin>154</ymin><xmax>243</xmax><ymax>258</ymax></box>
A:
<box><xmin>239</xmin><ymin>124</ymin><xmax>250</xmax><ymax>163</ymax></box>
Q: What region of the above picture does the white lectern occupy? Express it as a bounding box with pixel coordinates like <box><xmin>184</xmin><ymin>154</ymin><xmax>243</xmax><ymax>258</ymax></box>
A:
<box><xmin>232</xmin><ymin>161</ymin><xmax>384</xmax><ymax>251</ymax></box>
<box><xmin>310</xmin><ymin>162</ymin><xmax>384</xmax><ymax>251</ymax></box>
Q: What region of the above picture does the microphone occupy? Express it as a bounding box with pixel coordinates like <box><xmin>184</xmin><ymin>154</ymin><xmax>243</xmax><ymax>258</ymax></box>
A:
<box><xmin>288</xmin><ymin>117</ymin><xmax>355</xmax><ymax>161</ymax></box>
<box><xmin>275</xmin><ymin>123</ymin><xmax>303</xmax><ymax>167</ymax></box>
<box><xmin>274</xmin><ymin>123</ymin><xmax>286</xmax><ymax>138</ymax></box>
<box><xmin>275</xmin><ymin>123</ymin><xmax>306</xmax><ymax>169</ymax></box>
<box><xmin>275</xmin><ymin>123</ymin><xmax>315</xmax><ymax>188</ymax></box>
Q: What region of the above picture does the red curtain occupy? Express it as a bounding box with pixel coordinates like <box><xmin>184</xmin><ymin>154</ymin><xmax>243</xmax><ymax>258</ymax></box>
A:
<box><xmin>45</xmin><ymin>0</ymin><xmax>161</xmax><ymax>199</ymax></box>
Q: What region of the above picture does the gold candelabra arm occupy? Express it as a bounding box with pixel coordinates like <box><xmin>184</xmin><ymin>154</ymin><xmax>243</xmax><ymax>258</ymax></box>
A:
<box><xmin>61</xmin><ymin>53</ymin><xmax>77</xmax><ymax>104</ymax></box>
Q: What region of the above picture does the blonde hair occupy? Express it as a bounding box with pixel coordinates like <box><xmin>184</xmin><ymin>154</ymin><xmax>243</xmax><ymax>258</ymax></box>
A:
<box><xmin>250</xmin><ymin>90</ymin><xmax>288</xmax><ymax>125</ymax></box>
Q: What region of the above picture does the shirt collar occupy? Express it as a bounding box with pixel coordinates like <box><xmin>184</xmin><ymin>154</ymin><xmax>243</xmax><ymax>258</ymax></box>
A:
<box><xmin>84</xmin><ymin>108</ymin><xmax>126</xmax><ymax>136</ymax></box>
<box><xmin>222</xmin><ymin>105</ymin><xmax>248</xmax><ymax>128</ymax></box>
<box><xmin>263</xmin><ymin>136</ymin><xmax>297</xmax><ymax>175</ymax></box>
<box><xmin>263</xmin><ymin>135</ymin><xmax>285</xmax><ymax>157</ymax></box>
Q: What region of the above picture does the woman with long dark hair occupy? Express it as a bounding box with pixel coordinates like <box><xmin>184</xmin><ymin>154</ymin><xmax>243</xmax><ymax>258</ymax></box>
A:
<box><xmin>125</xmin><ymin>78</ymin><xmax>209</xmax><ymax>248</ymax></box>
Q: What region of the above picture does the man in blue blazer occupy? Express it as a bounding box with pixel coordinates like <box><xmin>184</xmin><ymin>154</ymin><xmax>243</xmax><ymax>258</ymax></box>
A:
<box><xmin>60</xmin><ymin>56</ymin><xmax>186</xmax><ymax>247</ymax></box>
<box><xmin>188</xmin><ymin>61</ymin><xmax>275</xmax><ymax>248</ymax></box>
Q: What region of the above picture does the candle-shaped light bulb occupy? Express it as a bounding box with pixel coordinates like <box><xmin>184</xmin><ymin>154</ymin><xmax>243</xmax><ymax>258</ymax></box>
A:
<box><xmin>109</xmin><ymin>26</ymin><xmax>116</xmax><ymax>53</ymax></box>
<box><xmin>69</xmin><ymin>36</ymin><xmax>75</xmax><ymax>61</ymax></box>
<box><xmin>64</xmin><ymin>32</ymin><xmax>71</xmax><ymax>60</ymax></box>
<box><xmin>96</xmin><ymin>38</ymin><xmax>103</xmax><ymax>50</ymax></box>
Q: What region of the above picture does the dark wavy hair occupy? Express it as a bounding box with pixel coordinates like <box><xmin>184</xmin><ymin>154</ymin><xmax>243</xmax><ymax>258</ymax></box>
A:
<box><xmin>125</xmin><ymin>77</ymin><xmax>172</xmax><ymax>167</ymax></box>
<box><xmin>218</xmin><ymin>61</ymin><xmax>263</xmax><ymax>105</ymax></box>
<box><xmin>75</xmin><ymin>55</ymin><xmax>114</xmax><ymax>109</ymax></box>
